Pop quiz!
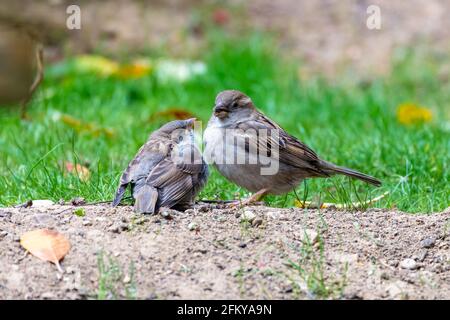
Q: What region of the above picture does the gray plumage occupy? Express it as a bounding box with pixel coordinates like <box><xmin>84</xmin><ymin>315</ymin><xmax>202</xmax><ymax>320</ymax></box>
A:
<box><xmin>112</xmin><ymin>118</ymin><xmax>208</xmax><ymax>214</ymax></box>
<box><xmin>203</xmin><ymin>90</ymin><xmax>381</xmax><ymax>196</ymax></box>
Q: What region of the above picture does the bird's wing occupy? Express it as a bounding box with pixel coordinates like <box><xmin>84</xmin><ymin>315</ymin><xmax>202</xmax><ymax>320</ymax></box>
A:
<box><xmin>236</xmin><ymin>113</ymin><xmax>328</xmax><ymax>176</ymax></box>
<box><xmin>145</xmin><ymin>157</ymin><xmax>197</xmax><ymax>209</ymax></box>
<box><xmin>191</xmin><ymin>161</ymin><xmax>209</xmax><ymax>197</ymax></box>
<box><xmin>112</xmin><ymin>140</ymin><xmax>169</xmax><ymax>206</ymax></box>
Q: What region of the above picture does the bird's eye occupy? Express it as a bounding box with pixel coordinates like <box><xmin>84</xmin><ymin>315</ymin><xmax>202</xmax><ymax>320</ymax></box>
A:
<box><xmin>231</xmin><ymin>101</ymin><xmax>237</xmax><ymax>109</ymax></box>
<box><xmin>178</xmin><ymin>135</ymin><xmax>184</xmax><ymax>142</ymax></box>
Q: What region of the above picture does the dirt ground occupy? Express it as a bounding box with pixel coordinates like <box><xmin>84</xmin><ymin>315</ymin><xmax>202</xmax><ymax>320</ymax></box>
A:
<box><xmin>0</xmin><ymin>203</ymin><xmax>449</xmax><ymax>300</ymax></box>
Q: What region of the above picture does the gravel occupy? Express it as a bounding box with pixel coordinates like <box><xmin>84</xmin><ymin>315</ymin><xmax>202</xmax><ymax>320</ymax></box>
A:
<box><xmin>0</xmin><ymin>205</ymin><xmax>449</xmax><ymax>299</ymax></box>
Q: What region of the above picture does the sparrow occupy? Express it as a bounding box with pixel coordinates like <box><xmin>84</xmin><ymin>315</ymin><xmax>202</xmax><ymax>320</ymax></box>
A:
<box><xmin>112</xmin><ymin>118</ymin><xmax>208</xmax><ymax>214</ymax></box>
<box><xmin>203</xmin><ymin>90</ymin><xmax>381</xmax><ymax>206</ymax></box>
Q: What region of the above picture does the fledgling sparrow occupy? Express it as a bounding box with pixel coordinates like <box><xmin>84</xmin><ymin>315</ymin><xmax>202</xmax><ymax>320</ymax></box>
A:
<box><xmin>203</xmin><ymin>90</ymin><xmax>381</xmax><ymax>205</ymax></box>
<box><xmin>112</xmin><ymin>118</ymin><xmax>208</xmax><ymax>214</ymax></box>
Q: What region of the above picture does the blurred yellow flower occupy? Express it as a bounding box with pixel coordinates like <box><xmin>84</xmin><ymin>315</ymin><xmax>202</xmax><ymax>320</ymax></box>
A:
<box><xmin>74</xmin><ymin>55</ymin><xmax>152</xmax><ymax>79</ymax></box>
<box><xmin>114</xmin><ymin>60</ymin><xmax>152</xmax><ymax>79</ymax></box>
<box><xmin>75</xmin><ymin>55</ymin><xmax>119</xmax><ymax>76</ymax></box>
<box><xmin>396</xmin><ymin>103</ymin><xmax>433</xmax><ymax>125</ymax></box>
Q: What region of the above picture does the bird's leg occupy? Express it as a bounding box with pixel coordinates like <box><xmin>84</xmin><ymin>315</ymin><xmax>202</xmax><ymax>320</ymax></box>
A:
<box><xmin>228</xmin><ymin>188</ymin><xmax>269</xmax><ymax>208</ymax></box>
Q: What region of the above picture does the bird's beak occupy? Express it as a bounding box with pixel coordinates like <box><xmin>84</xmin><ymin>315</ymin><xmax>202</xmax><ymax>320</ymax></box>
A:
<box><xmin>214</xmin><ymin>104</ymin><xmax>229</xmax><ymax>119</ymax></box>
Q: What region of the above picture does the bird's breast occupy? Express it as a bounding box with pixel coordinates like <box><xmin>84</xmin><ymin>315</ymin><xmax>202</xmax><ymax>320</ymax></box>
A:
<box><xmin>203</xmin><ymin>124</ymin><xmax>225</xmax><ymax>164</ymax></box>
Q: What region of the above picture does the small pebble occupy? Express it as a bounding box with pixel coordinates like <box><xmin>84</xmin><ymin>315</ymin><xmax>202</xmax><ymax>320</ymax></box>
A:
<box><xmin>380</xmin><ymin>272</ymin><xmax>390</xmax><ymax>280</ymax></box>
<box><xmin>421</xmin><ymin>236</ymin><xmax>436</xmax><ymax>248</ymax></box>
<box><xmin>134</xmin><ymin>217</ymin><xmax>147</xmax><ymax>225</ymax></box>
<box><xmin>32</xmin><ymin>200</ymin><xmax>55</xmax><ymax>208</ymax></box>
<box><xmin>65</xmin><ymin>267</ymin><xmax>75</xmax><ymax>274</ymax></box>
<box><xmin>216</xmin><ymin>216</ymin><xmax>226</xmax><ymax>223</ymax></box>
<box><xmin>413</xmin><ymin>249</ymin><xmax>427</xmax><ymax>262</ymax></box>
<box><xmin>188</xmin><ymin>222</ymin><xmax>199</xmax><ymax>231</ymax></box>
<box><xmin>240</xmin><ymin>210</ymin><xmax>256</xmax><ymax>223</ymax></box>
<box><xmin>123</xmin><ymin>275</ymin><xmax>131</xmax><ymax>284</ymax></box>
<box><xmin>41</xmin><ymin>292</ymin><xmax>55</xmax><ymax>299</ymax></box>
<box><xmin>265</xmin><ymin>211</ymin><xmax>280</xmax><ymax>220</ymax></box>
<box><xmin>197</xmin><ymin>205</ymin><xmax>210</xmax><ymax>213</ymax></box>
<box><xmin>108</xmin><ymin>225</ymin><xmax>121</xmax><ymax>234</ymax></box>
<box><xmin>82</xmin><ymin>220</ymin><xmax>92</xmax><ymax>226</ymax></box>
<box><xmin>71</xmin><ymin>197</ymin><xmax>86</xmax><ymax>206</ymax></box>
<box><xmin>385</xmin><ymin>281</ymin><xmax>408</xmax><ymax>299</ymax></box>
<box><xmin>283</xmin><ymin>285</ymin><xmax>293</xmax><ymax>293</ymax></box>
<box><xmin>296</xmin><ymin>229</ymin><xmax>319</xmax><ymax>244</ymax></box>
<box><xmin>252</xmin><ymin>217</ymin><xmax>263</xmax><ymax>227</ymax></box>
<box><xmin>400</xmin><ymin>258</ymin><xmax>417</xmax><ymax>270</ymax></box>
<box><xmin>160</xmin><ymin>210</ymin><xmax>172</xmax><ymax>219</ymax></box>
<box><xmin>388</xmin><ymin>260</ymin><xmax>399</xmax><ymax>267</ymax></box>
<box><xmin>146</xmin><ymin>293</ymin><xmax>158</xmax><ymax>300</ymax></box>
<box><xmin>238</xmin><ymin>242</ymin><xmax>247</xmax><ymax>248</ymax></box>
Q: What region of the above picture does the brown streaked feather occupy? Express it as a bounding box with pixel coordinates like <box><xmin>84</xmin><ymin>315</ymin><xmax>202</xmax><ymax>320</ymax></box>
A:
<box><xmin>145</xmin><ymin>158</ymin><xmax>195</xmax><ymax>209</ymax></box>
<box><xmin>134</xmin><ymin>184</ymin><xmax>159</xmax><ymax>214</ymax></box>
<box><xmin>236</xmin><ymin>113</ymin><xmax>328</xmax><ymax>177</ymax></box>
<box><xmin>112</xmin><ymin>140</ymin><xmax>170</xmax><ymax>207</ymax></box>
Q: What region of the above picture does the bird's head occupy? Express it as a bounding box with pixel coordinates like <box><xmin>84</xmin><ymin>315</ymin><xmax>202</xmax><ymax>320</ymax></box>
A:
<box><xmin>213</xmin><ymin>90</ymin><xmax>254</xmax><ymax>122</ymax></box>
<box><xmin>153</xmin><ymin>118</ymin><xmax>196</xmax><ymax>145</ymax></box>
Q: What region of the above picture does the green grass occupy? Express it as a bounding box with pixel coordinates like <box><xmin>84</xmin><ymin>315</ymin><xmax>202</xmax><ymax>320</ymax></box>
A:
<box><xmin>96</xmin><ymin>251</ymin><xmax>136</xmax><ymax>300</ymax></box>
<box><xmin>287</xmin><ymin>233</ymin><xmax>348</xmax><ymax>299</ymax></box>
<box><xmin>0</xmin><ymin>34</ymin><xmax>448</xmax><ymax>213</ymax></box>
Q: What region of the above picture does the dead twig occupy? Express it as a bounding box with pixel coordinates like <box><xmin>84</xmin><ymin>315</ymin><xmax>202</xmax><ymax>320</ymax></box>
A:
<box><xmin>20</xmin><ymin>43</ymin><xmax>44</xmax><ymax>119</ymax></box>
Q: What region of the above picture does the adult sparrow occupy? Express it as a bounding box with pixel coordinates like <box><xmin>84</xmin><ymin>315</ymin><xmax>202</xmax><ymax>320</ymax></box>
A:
<box><xmin>203</xmin><ymin>90</ymin><xmax>381</xmax><ymax>205</ymax></box>
<box><xmin>112</xmin><ymin>118</ymin><xmax>208</xmax><ymax>214</ymax></box>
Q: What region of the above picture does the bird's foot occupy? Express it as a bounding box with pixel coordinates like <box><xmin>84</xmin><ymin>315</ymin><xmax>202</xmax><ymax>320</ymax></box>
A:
<box><xmin>225</xmin><ymin>189</ymin><xmax>269</xmax><ymax>208</ymax></box>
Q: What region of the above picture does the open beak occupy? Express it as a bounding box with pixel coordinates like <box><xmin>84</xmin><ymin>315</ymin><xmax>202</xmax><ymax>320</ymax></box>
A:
<box><xmin>214</xmin><ymin>104</ymin><xmax>229</xmax><ymax>119</ymax></box>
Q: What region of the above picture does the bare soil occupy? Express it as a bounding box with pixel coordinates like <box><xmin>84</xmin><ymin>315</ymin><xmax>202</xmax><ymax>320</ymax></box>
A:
<box><xmin>0</xmin><ymin>203</ymin><xmax>449</xmax><ymax>299</ymax></box>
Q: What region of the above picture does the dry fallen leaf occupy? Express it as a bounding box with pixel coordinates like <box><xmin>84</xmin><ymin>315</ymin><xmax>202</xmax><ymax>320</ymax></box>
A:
<box><xmin>149</xmin><ymin>108</ymin><xmax>197</xmax><ymax>122</ymax></box>
<box><xmin>52</xmin><ymin>111</ymin><xmax>115</xmax><ymax>138</ymax></box>
<box><xmin>65</xmin><ymin>162</ymin><xmax>91</xmax><ymax>181</ymax></box>
<box><xmin>20</xmin><ymin>229</ymin><xmax>71</xmax><ymax>272</ymax></box>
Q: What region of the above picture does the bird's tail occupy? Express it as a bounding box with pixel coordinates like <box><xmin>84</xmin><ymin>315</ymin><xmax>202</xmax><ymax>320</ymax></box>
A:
<box><xmin>112</xmin><ymin>184</ymin><xmax>127</xmax><ymax>207</ymax></box>
<box><xmin>133</xmin><ymin>184</ymin><xmax>159</xmax><ymax>214</ymax></box>
<box><xmin>320</xmin><ymin>161</ymin><xmax>381</xmax><ymax>187</ymax></box>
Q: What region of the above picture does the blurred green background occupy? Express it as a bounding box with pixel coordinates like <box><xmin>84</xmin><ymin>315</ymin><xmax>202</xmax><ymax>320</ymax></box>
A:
<box><xmin>0</xmin><ymin>1</ymin><xmax>448</xmax><ymax>212</ymax></box>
